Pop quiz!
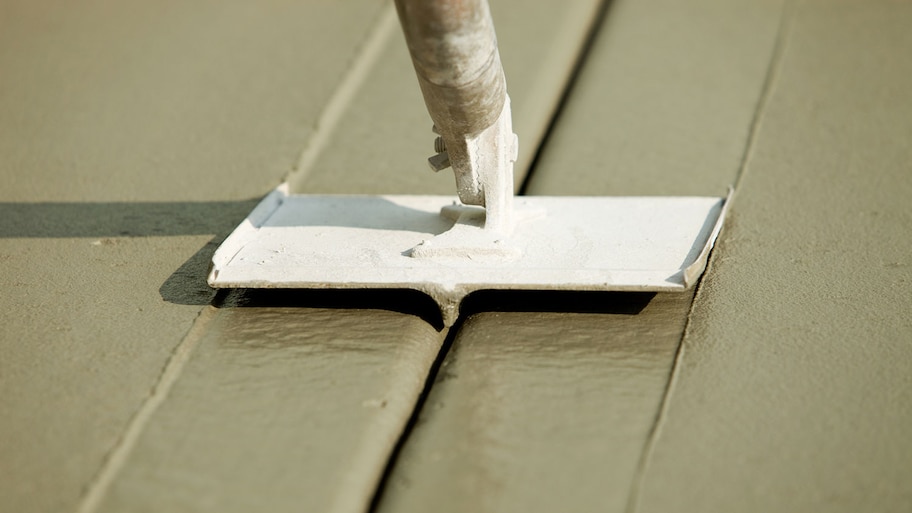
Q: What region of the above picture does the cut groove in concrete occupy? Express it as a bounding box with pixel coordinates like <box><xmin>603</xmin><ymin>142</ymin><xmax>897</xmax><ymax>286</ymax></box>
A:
<box><xmin>367</xmin><ymin>320</ymin><xmax>461</xmax><ymax>513</ymax></box>
<box><xmin>630</xmin><ymin>0</ymin><xmax>912</xmax><ymax>509</ymax></box>
<box><xmin>624</xmin><ymin>3</ymin><xmax>798</xmax><ymax>512</ymax></box>
<box><xmin>290</xmin><ymin>0</ymin><xmax>606</xmax><ymax>197</ymax></box>
<box><xmin>75</xmin><ymin>304</ymin><xmax>221</xmax><ymax>513</ymax></box>
<box><xmin>369</xmin><ymin>0</ymin><xmax>791</xmax><ymax>510</ymax></box>
<box><xmin>287</xmin><ymin>4</ymin><xmax>399</xmax><ymax>188</ymax></box>
<box><xmin>518</xmin><ymin>0</ymin><xmax>614</xmax><ymax>195</ymax></box>
<box><xmin>515</xmin><ymin>0</ymin><xmax>612</xmax><ymax>189</ymax></box>
<box><xmin>728</xmin><ymin>0</ymin><xmax>798</xmax><ymax>192</ymax></box>
<box><xmin>91</xmin><ymin>302</ymin><xmax>448</xmax><ymax>513</ymax></box>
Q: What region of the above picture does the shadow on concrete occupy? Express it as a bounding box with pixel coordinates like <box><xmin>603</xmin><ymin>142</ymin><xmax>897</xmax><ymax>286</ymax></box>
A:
<box><xmin>461</xmin><ymin>290</ymin><xmax>655</xmax><ymax>317</ymax></box>
<box><xmin>204</xmin><ymin>289</ymin><xmax>655</xmax><ymax>334</ymax></box>
<box><xmin>0</xmin><ymin>199</ymin><xmax>259</xmax><ymax>306</ymax></box>
<box><xmin>0</xmin><ymin>200</ymin><xmax>261</xmax><ymax>238</ymax></box>
<box><xmin>217</xmin><ymin>288</ymin><xmax>447</xmax><ymax>331</ymax></box>
<box><xmin>159</xmin><ymin>236</ymin><xmax>227</xmax><ymax>306</ymax></box>
<box><xmin>0</xmin><ymin>200</ymin><xmax>654</xmax><ymax>325</ymax></box>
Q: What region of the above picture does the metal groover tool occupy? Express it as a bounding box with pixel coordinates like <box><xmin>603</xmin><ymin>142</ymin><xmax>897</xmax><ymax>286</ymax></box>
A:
<box><xmin>208</xmin><ymin>0</ymin><xmax>731</xmax><ymax>326</ymax></box>
<box><xmin>395</xmin><ymin>0</ymin><xmax>516</xmax><ymax>235</ymax></box>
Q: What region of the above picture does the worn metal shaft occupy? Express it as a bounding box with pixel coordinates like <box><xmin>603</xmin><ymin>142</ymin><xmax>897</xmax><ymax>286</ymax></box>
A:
<box><xmin>393</xmin><ymin>0</ymin><xmax>507</xmax><ymax>138</ymax></box>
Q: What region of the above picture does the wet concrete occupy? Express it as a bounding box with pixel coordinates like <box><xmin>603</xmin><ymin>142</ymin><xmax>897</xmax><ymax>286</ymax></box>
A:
<box><xmin>69</xmin><ymin>2</ymin><xmax>611</xmax><ymax>512</ymax></box>
<box><xmin>95</xmin><ymin>301</ymin><xmax>444</xmax><ymax>513</ymax></box>
<box><xmin>0</xmin><ymin>236</ymin><xmax>217</xmax><ymax>512</ymax></box>
<box><xmin>377</xmin><ymin>293</ymin><xmax>692</xmax><ymax>513</ymax></box>
<box><xmin>527</xmin><ymin>0</ymin><xmax>786</xmax><ymax>197</ymax></box>
<box><xmin>3</xmin><ymin>0</ymin><xmax>910</xmax><ymax>511</ymax></box>
<box><xmin>0</xmin><ymin>1</ymin><xmax>387</xmax><ymax>511</ymax></box>
<box><xmin>634</xmin><ymin>1</ymin><xmax>912</xmax><ymax>511</ymax></box>
<box><xmin>376</xmin><ymin>0</ymin><xmax>784</xmax><ymax>511</ymax></box>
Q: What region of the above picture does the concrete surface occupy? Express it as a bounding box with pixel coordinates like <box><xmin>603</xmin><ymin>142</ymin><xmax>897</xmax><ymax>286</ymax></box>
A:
<box><xmin>634</xmin><ymin>1</ymin><xmax>912</xmax><ymax>511</ymax></box>
<box><xmin>526</xmin><ymin>0</ymin><xmax>785</xmax><ymax>197</ymax></box>
<box><xmin>376</xmin><ymin>292</ymin><xmax>694</xmax><ymax>513</ymax></box>
<box><xmin>9</xmin><ymin>0</ymin><xmax>596</xmax><ymax>511</ymax></box>
<box><xmin>376</xmin><ymin>0</ymin><xmax>784</xmax><ymax>511</ymax></box>
<box><xmin>2</xmin><ymin>0</ymin><xmax>911</xmax><ymax>512</ymax></box>
<box><xmin>95</xmin><ymin>301</ymin><xmax>445</xmax><ymax>513</ymax></box>
<box><xmin>0</xmin><ymin>1</ymin><xmax>388</xmax><ymax>511</ymax></box>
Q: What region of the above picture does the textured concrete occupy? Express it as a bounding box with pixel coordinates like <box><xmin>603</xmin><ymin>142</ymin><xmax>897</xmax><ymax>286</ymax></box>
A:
<box><xmin>377</xmin><ymin>293</ymin><xmax>692</xmax><ymax>513</ymax></box>
<box><xmin>96</xmin><ymin>302</ymin><xmax>444</xmax><ymax>513</ymax></box>
<box><xmin>376</xmin><ymin>0</ymin><xmax>784</xmax><ymax>511</ymax></box>
<box><xmin>3</xmin><ymin>0</ymin><xmax>910</xmax><ymax>512</ymax></box>
<box><xmin>527</xmin><ymin>0</ymin><xmax>785</xmax><ymax>197</ymax></box>
<box><xmin>0</xmin><ymin>1</ymin><xmax>387</xmax><ymax>512</ymax></box>
<box><xmin>0</xmin><ymin>0</ymin><xmax>385</xmax><ymax>203</ymax></box>
<box><xmin>74</xmin><ymin>1</ymin><xmax>608</xmax><ymax>512</ymax></box>
<box><xmin>635</xmin><ymin>1</ymin><xmax>912</xmax><ymax>511</ymax></box>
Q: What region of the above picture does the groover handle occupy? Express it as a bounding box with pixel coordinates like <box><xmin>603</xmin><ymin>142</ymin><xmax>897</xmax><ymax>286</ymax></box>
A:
<box><xmin>393</xmin><ymin>0</ymin><xmax>507</xmax><ymax>139</ymax></box>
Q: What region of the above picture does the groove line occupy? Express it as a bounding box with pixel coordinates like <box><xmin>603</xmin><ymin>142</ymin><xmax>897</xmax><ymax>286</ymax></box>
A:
<box><xmin>517</xmin><ymin>0</ymin><xmax>614</xmax><ymax>195</ymax></box>
<box><xmin>624</xmin><ymin>2</ymin><xmax>798</xmax><ymax>512</ymax></box>
<box><xmin>730</xmin><ymin>0</ymin><xmax>799</xmax><ymax>192</ymax></box>
<box><xmin>288</xmin><ymin>4</ymin><xmax>398</xmax><ymax>186</ymax></box>
<box><xmin>75</xmin><ymin>304</ymin><xmax>221</xmax><ymax>513</ymax></box>
<box><xmin>364</xmin><ymin>2</ymin><xmax>615</xmax><ymax>509</ymax></box>
<box><xmin>366</xmin><ymin>322</ymin><xmax>458</xmax><ymax>513</ymax></box>
<box><xmin>77</xmin><ymin>6</ymin><xmax>400</xmax><ymax>512</ymax></box>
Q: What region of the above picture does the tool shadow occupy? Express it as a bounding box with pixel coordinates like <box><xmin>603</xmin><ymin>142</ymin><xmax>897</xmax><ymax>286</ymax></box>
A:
<box><xmin>0</xmin><ymin>198</ymin><xmax>658</xmax><ymax>327</ymax></box>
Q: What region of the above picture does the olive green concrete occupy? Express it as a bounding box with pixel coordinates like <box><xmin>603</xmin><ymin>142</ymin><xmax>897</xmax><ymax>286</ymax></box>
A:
<box><xmin>376</xmin><ymin>0</ymin><xmax>784</xmax><ymax>511</ymax></box>
<box><xmin>0</xmin><ymin>1</ymin><xmax>387</xmax><ymax>512</ymax></box>
<box><xmin>527</xmin><ymin>0</ymin><xmax>785</xmax><ymax>197</ymax></box>
<box><xmin>292</xmin><ymin>0</ymin><xmax>604</xmax><ymax>194</ymax></box>
<box><xmin>0</xmin><ymin>236</ymin><xmax>218</xmax><ymax>513</ymax></box>
<box><xmin>377</xmin><ymin>293</ymin><xmax>693</xmax><ymax>513</ymax></box>
<box><xmin>5</xmin><ymin>1</ymin><xmax>909</xmax><ymax>512</ymax></box>
<box><xmin>95</xmin><ymin>303</ymin><xmax>444</xmax><ymax>513</ymax></box>
<box><xmin>0</xmin><ymin>1</ymin><xmax>385</xmax><ymax>203</ymax></box>
<box><xmin>82</xmin><ymin>1</ymin><xmax>609</xmax><ymax>512</ymax></box>
<box><xmin>634</xmin><ymin>1</ymin><xmax>912</xmax><ymax>511</ymax></box>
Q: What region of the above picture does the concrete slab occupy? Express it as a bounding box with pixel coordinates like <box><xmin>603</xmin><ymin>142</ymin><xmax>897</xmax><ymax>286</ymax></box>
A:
<box><xmin>633</xmin><ymin>1</ymin><xmax>912</xmax><ymax>511</ymax></box>
<box><xmin>0</xmin><ymin>1</ymin><xmax>388</xmax><ymax>511</ymax></box>
<box><xmin>376</xmin><ymin>293</ymin><xmax>693</xmax><ymax>513</ymax></box>
<box><xmin>0</xmin><ymin>236</ymin><xmax>216</xmax><ymax>512</ymax></box>
<box><xmin>77</xmin><ymin>1</ymin><xmax>610</xmax><ymax>512</ymax></box>
<box><xmin>94</xmin><ymin>301</ymin><xmax>444</xmax><ymax>513</ymax></box>
<box><xmin>8</xmin><ymin>0</ymin><xmax>905</xmax><ymax>510</ymax></box>
<box><xmin>375</xmin><ymin>0</ymin><xmax>784</xmax><ymax>511</ymax></box>
<box><xmin>0</xmin><ymin>0</ymin><xmax>385</xmax><ymax>203</ymax></box>
<box><xmin>527</xmin><ymin>0</ymin><xmax>785</xmax><ymax>197</ymax></box>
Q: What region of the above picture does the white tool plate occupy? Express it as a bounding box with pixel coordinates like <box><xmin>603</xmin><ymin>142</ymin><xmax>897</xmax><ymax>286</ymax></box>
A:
<box><xmin>209</xmin><ymin>184</ymin><xmax>729</xmax><ymax>325</ymax></box>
